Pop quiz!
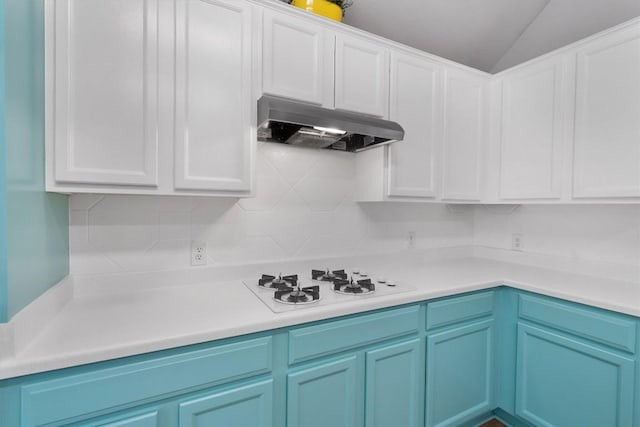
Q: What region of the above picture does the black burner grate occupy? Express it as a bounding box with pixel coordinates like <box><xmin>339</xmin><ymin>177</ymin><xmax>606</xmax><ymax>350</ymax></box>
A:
<box><xmin>259</xmin><ymin>274</ymin><xmax>298</xmax><ymax>289</ymax></box>
<box><xmin>334</xmin><ymin>278</ymin><xmax>375</xmax><ymax>294</ymax></box>
<box><xmin>274</xmin><ymin>285</ymin><xmax>320</xmax><ymax>304</ymax></box>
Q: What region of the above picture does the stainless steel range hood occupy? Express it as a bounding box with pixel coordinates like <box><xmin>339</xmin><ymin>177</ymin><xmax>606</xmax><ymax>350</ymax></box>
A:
<box><xmin>257</xmin><ymin>95</ymin><xmax>404</xmax><ymax>152</ymax></box>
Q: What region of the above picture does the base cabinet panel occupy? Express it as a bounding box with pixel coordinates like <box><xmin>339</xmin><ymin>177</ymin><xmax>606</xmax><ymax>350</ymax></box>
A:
<box><xmin>365</xmin><ymin>339</ymin><xmax>422</xmax><ymax>427</ymax></box>
<box><xmin>515</xmin><ymin>323</ymin><xmax>635</xmax><ymax>427</ymax></box>
<box><xmin>287</xmin><ymin>356</ymin><xmax>359</xmax><ymax>427</ymax></box>
<box><xmin>426</xmin><ymin>319</ymin><xmax>495</xmax><ymax>427</ymax></box>
<box><xmin>178</xmin><ymin>380</ymin><xmax>273</xmax><ymax>427</ymax></box>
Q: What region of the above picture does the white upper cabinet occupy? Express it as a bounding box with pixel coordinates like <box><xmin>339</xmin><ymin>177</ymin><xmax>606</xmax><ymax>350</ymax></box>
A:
<box><xmin>262</xmin><ymin>9</ymin><xmax>333</xmax><ymax>106</ymax></box>
<box><xmin>174</xmin><ymin>0</ymin><xmax>253</xmax><ymax>192</ymax></box>
<box><xmin>441</xmin><ymin>68</ymin><xmax>487</xmax><ymax>201</ymax></box>
<box><xmin>573</xmin><ymin>24</ymin><xmax>640</xmax><ymax>198</ymax></box>
<box><xmin>46</xmin><ymin>0</ymin><xmax>254</xmax><ymax>196</ymax></box>
<box><xmin>335</xmin><ymin>33</ymin><xmax>390</xmax><ymax>118</ymax></box>
<box><xmin>387</xmin><ymin>51</ymin><xmax>441</xmax><ymax>198</ymax></box>
<box><xmin>497</xmin><ymin>56</ymin><xmax>567</xmax><ymax>200</ymax></box>
<box><xmin>49</xmin><ymin>0</ymin><xmax>159</xmax><ymax>187</ymax></box>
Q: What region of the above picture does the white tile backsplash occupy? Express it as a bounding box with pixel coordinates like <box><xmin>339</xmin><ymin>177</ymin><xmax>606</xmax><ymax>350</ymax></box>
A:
<box><xmin>69</xmin><ymin>144</ymin><xmax>640</xmax><ymax>278</ymax></box>
<box><xmin>473</xmin><ymin>204</ymin><xmax>640</xmax><ymax>269</ymax></box>
<box><xmin>69</xmin><ymin>145</ymin><xmax>474</xmax><ymax>274</ymax></box>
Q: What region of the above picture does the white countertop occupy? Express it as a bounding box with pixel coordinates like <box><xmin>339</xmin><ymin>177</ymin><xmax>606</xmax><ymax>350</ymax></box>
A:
<box><xmin>1</xmin><ymin>248</ymin><xmax>639</xmax><ymax>380</ymax></box>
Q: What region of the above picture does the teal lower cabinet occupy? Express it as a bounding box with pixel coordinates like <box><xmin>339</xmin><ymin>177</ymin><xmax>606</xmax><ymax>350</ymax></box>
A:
<box><xmin>365</xmin><ymin>339</ymin><xmax>422</xmax><ymax>427</ymax></box>
<box><xmin>0</xmin><ymin>335</ymin><xmax>274</xmax><ymax>426</ymax></box>
<box><xmin>285</xmin><ymin>305</ymin><xmax>422</xmax><ymax>427</ymax></box>
<box><xmin>425</xmin><ymin>291</ymin><xmax>496</xmax><ymax>427</ymax></box>
<box><xmin>516</xmin><ymin>323</ymin><xmax>635</xmax><ymax>427</ymax></box>
<box><xmin>1</xmin><ymin>289</ymin><xmax>639</xmax><ymax>427</ymax></box>
<box><xmin>514</xmin><ymin>293</ymin><xmax>638</xmax><ymax>427</ymax></box>
<box><xmin>287</xmin><ymin>356</ymin><xmax>359</xmax><ymax>427</ymax></box>
<box><xmin>178</xmin><ymin>379</ymin><xmax>273</xmax><ymax>427</ymax></box>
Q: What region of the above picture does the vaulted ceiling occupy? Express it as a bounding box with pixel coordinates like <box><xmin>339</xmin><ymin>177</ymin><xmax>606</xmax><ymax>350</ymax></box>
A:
<box><xmin>342</xmin><ymin>0</ymin><xmax>640</xmax><ymax>73</ymax></box>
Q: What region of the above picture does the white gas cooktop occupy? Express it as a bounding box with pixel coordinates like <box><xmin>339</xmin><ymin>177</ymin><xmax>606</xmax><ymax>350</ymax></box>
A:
<box><xmin>242</xmin><ymin>268</ymin><xmax>415</xmax><ymax>313</ymax></box>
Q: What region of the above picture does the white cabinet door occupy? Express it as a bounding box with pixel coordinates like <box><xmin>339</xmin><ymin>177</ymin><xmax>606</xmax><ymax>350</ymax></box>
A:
<box><xmin>387</xmin><ymin>51</ymin><xmax>441</xmax><ymax>198</ymax></box>
<box><xmin>173</xmin><ymin>0</ymin><xmax>253</xmax><ymax>192</ymax></box>
<box><xmin>335</xmin><ymin>34</ymin><xmax>389</xmax><ymax>118</ymax></box>
<box><xmin>441</xmin><ymin>68</ymin><xmax>487</xmax><ymax>201</ymax></box>
<box><xmin>52</xmin><ymin>0</ymin><xmax>159</xmax><ymax>186</ymax></box>
<box><xmin>498</xmin><ymin>56</ymin><xmax>566</xmax><ymax>200</ymax></box>
<box><xmin>573</xmin><ymin>24</ymin><xmax>640</xmax><ymax>198</ymax></box>
<box><xmin>262</xmin><ymin>9</ymin><xmax>333</xmax><ymax>107</ymax></box>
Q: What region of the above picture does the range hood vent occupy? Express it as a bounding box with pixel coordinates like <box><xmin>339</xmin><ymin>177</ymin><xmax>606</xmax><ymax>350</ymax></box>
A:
<box><xmin>257</xmin><ymin>95</ymin><xmax>404</xmax><ymax>152</ymax></box>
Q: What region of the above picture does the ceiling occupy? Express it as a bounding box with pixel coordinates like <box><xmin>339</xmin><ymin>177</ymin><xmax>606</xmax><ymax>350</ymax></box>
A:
<box><xmin>341</xmin><ymin>0</ymin><xmax>640</xmax><ymax>73</ymax></box>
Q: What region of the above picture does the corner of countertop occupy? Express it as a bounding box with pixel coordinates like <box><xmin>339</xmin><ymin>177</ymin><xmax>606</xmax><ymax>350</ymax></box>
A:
<box><xmin>9</xmin><ymin>275</ymin><xmax>75</xmax><ymax>355</ymax></box>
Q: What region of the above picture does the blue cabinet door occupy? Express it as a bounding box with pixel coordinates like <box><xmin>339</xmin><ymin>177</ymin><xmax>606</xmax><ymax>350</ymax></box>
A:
<box><xmin>365</xmin><ymin>338</ymin><xmax>422</xmax><ymax>427</ymax></box>
<box><xmin>179</xmin><ymin>379</ymin><xmax>273</xmax><ymax>427</ymax></box>
<box><xmin>426</xmin><ymin>319</ymin><xmax>495</xmax><ymax>427</ymax></box>
<box><xmin>287</xmin><ymin>356</ymin><xmax>359</xmax><ymax>427</ymax></box>
<box><xmin>516</xmin><ymin>323</ymin><xmax>635</xmax><ymax>427</ymax></box>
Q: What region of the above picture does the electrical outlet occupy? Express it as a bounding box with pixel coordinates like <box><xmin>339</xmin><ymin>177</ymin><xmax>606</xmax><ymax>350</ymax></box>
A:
<box><xmin>408</xmin><ymin>231</ymin><xmax>416</xmax><ymax>249</ymax></box>
<box><xmin>191</xmin><ymin>240</ymin><xmax>207</xmax><ymax>266</ymax></box>
<box><xmin>512</xmin><ymin>233</ymin><xmax>524</xmax><ymax>251</ymax></box>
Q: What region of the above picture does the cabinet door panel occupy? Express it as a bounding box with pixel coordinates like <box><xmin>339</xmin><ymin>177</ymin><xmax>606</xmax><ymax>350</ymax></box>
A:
<box><xmin>287</xmin><ymin>356</ymin><xmax>358</xmax><ymax>427</ymax></box>
<box><xmin>426</xmin><ymin>319</ymin><xmax>494</xmax><ymax>427</ymax></box>
<box><xmin>179</xmin><ymin>380</ymin><xmax>273</xmax><ymax>427</ymax></box>
<box><xmin>516</xmin><ymin>323</ymin><xmax>634</xmax><ymax>427</ymax></box>
<box><xmin>262</xmin><ymin>10</ymin><xmax>333</xmax><ymax>106</ymax></box>
<box><xmin>387</xmin><ymin>52</ymin><xmax>440</xmax><ymax>198</ymax></box>
<box><xmin>573</xmin><ymin>25</ymin><xmax>640</xmax><ymax>198</ymax></box>
<box><xmin>174</xmin><ymin>0</ymin><xmax>253</xmax><ymax>192</ymax></box>
<box><xmin>499</xmin><ymin>57</ymin><xmax>565</xmax><ymax>200</ymax></box>
<box><xmin>365</xmin><ymin>339</ymin><xmax>421</xmax><ymax>427</ymax></box>
<box><xmin>442</xmin><ymin>69</ymin><xmax>485</xmax><ymax>201</ymax></box>
<box><xmin>335</xmin><ymin>34</ymin><xmax>389</xmax><ymax>118</ymax></box>
<box><xmin>53</xmin><ymin>0</ymin><xmax>159</xmax><ymax>186</ymax></box>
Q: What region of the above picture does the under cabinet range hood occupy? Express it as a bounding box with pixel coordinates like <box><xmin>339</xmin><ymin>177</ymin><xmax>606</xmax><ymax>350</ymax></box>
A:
<box><xmin>257</xmin><ymin>95</ymin><xmax>405</xmax><ymax>152</ymax></box>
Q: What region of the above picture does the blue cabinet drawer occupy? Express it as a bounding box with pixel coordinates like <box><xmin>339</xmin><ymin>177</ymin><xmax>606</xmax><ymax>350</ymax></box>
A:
<box><xmin>518</xmin><ymin>294</ymin><xmax>636</xmax><ymax>353</ymax></box>
<box><xmin>288</xmin><ymin>306</ymin><xmax>419</xmax><ymax>364</ymax></box>
<box><xmin>20</xmin><ymin>337</ymin><xmax>272</xmax><ymax>426</ymax></box>
<box><xmin>426</xmin><ymin>291</ymin><xmax>494</xmax><ymax>330</ymax></box>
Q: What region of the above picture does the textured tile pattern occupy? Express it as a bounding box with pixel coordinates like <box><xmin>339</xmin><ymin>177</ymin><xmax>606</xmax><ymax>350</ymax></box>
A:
<box><xmin>69</xmin><ymin>144</ymin><xmax>475</xmax><ymax>274</ymax></box>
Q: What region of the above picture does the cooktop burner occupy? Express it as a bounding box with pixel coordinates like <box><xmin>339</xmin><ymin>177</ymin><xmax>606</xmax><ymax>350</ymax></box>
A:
<box><xmin>274</xmin><ymin>285</ymin><xmax>320</xmax><ymax>305</ymax></box>
<box><xmin>333</xmin><ymin>277</ymin><xmax>375</xmax><ymax>295</ymax></box>
<box><xmin>258</xmin><ymin>274</ymin><xmax>297</xmax><ymax>290</ymax></box>
<box><xmin>312</xmin><ymin>269</ymin><xmax>347</xmax><ymax>282</ymax></box>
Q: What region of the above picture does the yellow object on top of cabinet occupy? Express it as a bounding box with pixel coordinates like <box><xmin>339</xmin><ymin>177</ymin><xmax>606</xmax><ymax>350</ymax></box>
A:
<box><xmin>291</xmin><ymin>0</ymin><xmax>342</xmax><ymax>22</ymax></box>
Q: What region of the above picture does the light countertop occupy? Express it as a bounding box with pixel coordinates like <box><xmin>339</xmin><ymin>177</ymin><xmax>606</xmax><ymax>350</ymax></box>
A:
<box><xmin>0</xmin><ymin>248</ymin><xmax>638</xmax><ymax>380</ymax></box>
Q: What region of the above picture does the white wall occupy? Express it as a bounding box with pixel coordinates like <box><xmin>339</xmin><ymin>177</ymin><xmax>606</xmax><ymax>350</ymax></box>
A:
<box><xmin>492</xmin><ymin>0</ymin><xmax>640</xmax><ymax>72</ymax></box>
<box><xmin>68</xmin><ymin>143</ymin><xmax>474</xmax><ymax>274</ymax></box>
<box><xmin>474</xmin><ymin>205</ymin><xmax>640</xmax><ymax>268</ymax></box>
